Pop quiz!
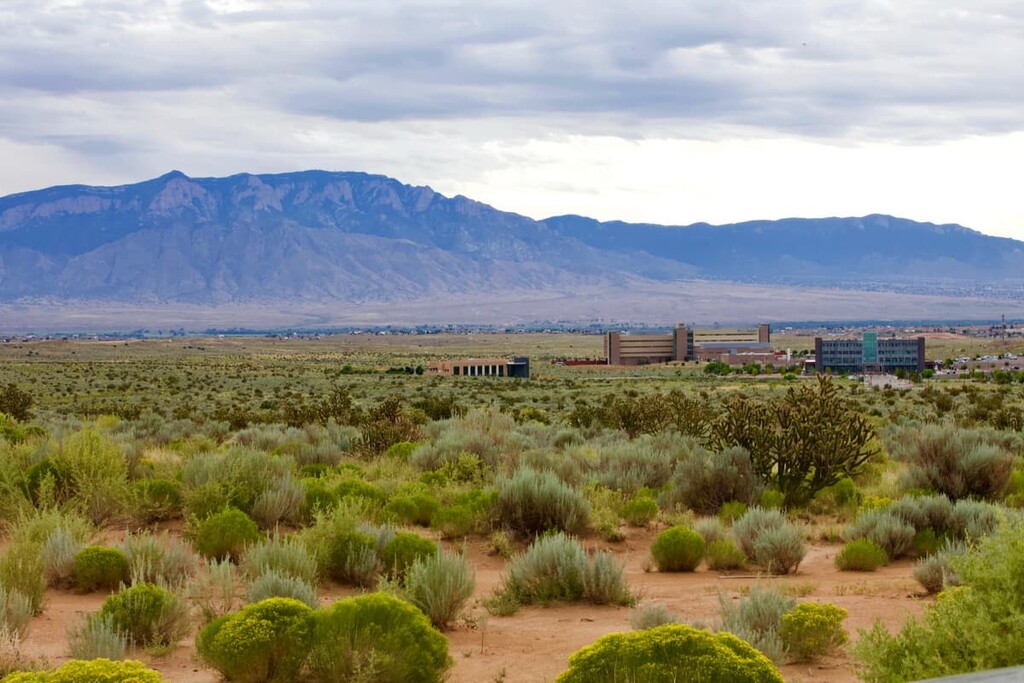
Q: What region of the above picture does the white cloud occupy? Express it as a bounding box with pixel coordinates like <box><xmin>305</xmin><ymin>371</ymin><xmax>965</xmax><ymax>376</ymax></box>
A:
<box><xmin>0</xmin><ymin>0</ymin><xmax>1021</xmax><ymax>237</ymax></box>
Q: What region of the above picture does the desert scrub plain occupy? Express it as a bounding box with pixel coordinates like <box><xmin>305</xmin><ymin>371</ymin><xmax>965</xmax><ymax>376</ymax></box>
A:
<box><xmin>0</xmin><ymin>332</ymin><xmax>1023</xmax><ymax>682</ymax></box>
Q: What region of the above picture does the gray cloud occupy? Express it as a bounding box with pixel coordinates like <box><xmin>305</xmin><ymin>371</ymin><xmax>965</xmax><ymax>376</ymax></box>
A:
<box><xmin>0</xmin><ymin>0</ymin><xmax>1022</xmax><ymax>206</ymax></box>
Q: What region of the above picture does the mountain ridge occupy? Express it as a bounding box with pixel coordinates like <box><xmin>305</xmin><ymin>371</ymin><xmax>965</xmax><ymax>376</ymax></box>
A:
<box><xmin>0</xmin><ymin>170</ymin><xmax>1021</xmax><ymax>310</ymax></box>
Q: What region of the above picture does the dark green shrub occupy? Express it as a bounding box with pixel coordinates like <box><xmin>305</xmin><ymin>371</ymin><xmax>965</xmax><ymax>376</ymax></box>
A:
<box><xmin>386</xmin><ymin>441</ymin><xmax>419</xmax><ymax>460</ymax></box>
<box><xmin>495</xmin><ymin>467</ymin><xmax>589</xmax><ymax>535</ymax></box>
<box><xmin>3</xmin><ymin>658</ymin><xmax>166</xmax><ymax>682</ymax></box>
<box><xmin>854</xmin><ymin>519</ymin><xmax>1024</xmax><ymax>682</ymax></box>
<box><xmin>912</xmin><ymin>527</ymin><xmax>943</xmax><ymax>557</ymax></box>
<box><xmin>133</xmin><ymin>478</ymin><xmax>182</xmax><ymax>522</ymax></box>
<box><xmin>705</xmin><ymin>539</ymin><xmax>747</xmax><ymax>571</ymax></box>
<box><xmin>307</xmin><ymin>592</ymin><xmax>451</xmax><ymax>683</ymax></box>
<box><xmin>184</xmin><ymin>482</ymin><xmax>233</xmax><ymax>520</ymax></box>
<box><xmin>334</xmin><ymin>478</ymin><xmax>387</xmax><ymax>506</ymax></box>
<box><xmin>835</xmin><ymin>539</ymin><xmax>889</xmax><ymax>572</ymax></box>
<box><xmin>380</xmin><ymin>533</ymin><xmax>438</xmax><ymax>578</ymax></box>
<box><xmin>197</xmin><ymin>597</ymin><xmax>314</xmax><ymax>683</ymax></box>
<box><xmin>97</xmin><ymin>583</ymin><xmax>189</xmax><ymax>648</ymax></box>
<box><xmin>620</xmin><ymin>496</ymin><xmax>659</xmax><ymax>527</ymax></box>
<box><xmin>194</xmin><ymin>508</ymin><xmax>262</xmax><ymax>561</ymax></box>
<box><xmin>73</xmin><ymin>546</ymin><xmax>129</xmax><ymax>592</ymax></box>
<box><xmin>385</xmin><ymin>492</ymin><xmax>439</xmax><ymax>527</ymax></box>
<box><xmin>555</xmin><ymin>624</ymin><xmax>784</xmax><ymax>683</ymax></box>
<box><xmin>300</xmin><ymin>478</ymin><xmax>337</xmax><ymax>520</ymax></box>
<box><xmin>651</xmin><ymin>526</ymin><xmax>705</xmax><ymax>572</ymax></box>
<box><xmin>718</xmin><ymin>501</ymin><xmax>748</xmax><ymax>524</ymax></box>
<box><xmin>324</xmin><ymin>530</ymin><xmax>379</xmax><ymax>586</ymax></box>
<box><xmin>780</xmin><ymin>603</ymin><xmax>848</xmax><ymax>662</ymax></box>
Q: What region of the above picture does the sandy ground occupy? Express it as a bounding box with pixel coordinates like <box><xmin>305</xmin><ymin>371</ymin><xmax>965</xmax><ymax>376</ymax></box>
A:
<box><xmin>14</xmin><ymin>527</ymin><xmax>929</xmax><ymax>682</ymax></box>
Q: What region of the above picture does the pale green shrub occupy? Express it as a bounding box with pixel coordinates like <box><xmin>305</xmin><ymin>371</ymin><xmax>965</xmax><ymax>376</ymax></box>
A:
<box><xmin>495</xmin><ymin>467</ymin><xmax>589</xmax><ymax>535</ymax></box>
<box><xmin>245</xmin><ymin>570</ymin><xmax>318</xmax><ymax>610</ymax></box>
<box><xmin>629</xmin><ymin>602</ymin><xmax>678</xmax><ymax>630</ymax></box>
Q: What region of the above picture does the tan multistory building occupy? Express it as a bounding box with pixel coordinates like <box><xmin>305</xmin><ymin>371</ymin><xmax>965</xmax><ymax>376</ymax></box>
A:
<box><xmin>426</xmin><ymin>357</ymin><xmax>530</xmax><ymax>378</ymax></box>
<box><xmin>605</xmin><ymin>324</ymin><xmax>771</xmax><ymax>366</ymax></box>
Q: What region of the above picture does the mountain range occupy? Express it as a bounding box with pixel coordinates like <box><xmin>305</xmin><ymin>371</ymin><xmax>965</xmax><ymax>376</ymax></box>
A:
<box><xmin>0</xmin><ymin>170</ymin><xmax>1022</xmax><ymax>329</ymax></box>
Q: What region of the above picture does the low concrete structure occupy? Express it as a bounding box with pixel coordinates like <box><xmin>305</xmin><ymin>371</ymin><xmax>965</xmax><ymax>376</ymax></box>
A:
<box><xmin>426</xmin><ymin>356</ymin><xmax>530</xmax><ymax>378</ymax></box>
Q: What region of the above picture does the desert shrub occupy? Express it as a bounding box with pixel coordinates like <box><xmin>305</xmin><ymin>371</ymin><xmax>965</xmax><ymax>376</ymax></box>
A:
<box><xmin>334</xmin><ymin>478</ymin><xmax>388</xmax><ymax>506</ymax></box>
<box><xmin>555</xmin><ymin>624</ymin><xmax>784</xmax><ymax>683</ymax></box>
<box><xmin>693</xmin><ymin>517</ymin><xmax>729</xmax><ymax>545</ymax></box>
<box><xmin>733</xmin><ymin>508</ymin><xmax>806</xmax><ymax>574</ymax></box>
<box><xmin>494</xmin><ymin>467</ymin><xmax>589</xmax><ymax>535</ymax></box>
<box><xmin>194</xmin><ymin>508</ymin><xmax>261</xmax><ymax>561</ymax></box>
<box><xmin>386</xmin><ymin>441</ymin><xmax>419</xmax><ymax>460</ymax></box>
<box><xmin>780</xmin><ymin>602</ymin><xmax>848</xmax><ymax>662</ymax></box>
<box><xmin>718</xmin><ymin>584</ymin><xmax>795</xmax><ymax>663</ymax></box>
<box><xmin>811</xmin><ymin>477</ymin><xmax>863</xmax><ymax>514</ymax></box>
<box><xmin>629</xmin><ymin>602</ymin><xmax>679</xmax><ymax>630</ymax></box>
<box><xmin>894</xmin><ymin>424</ymin><xmax>1013</xmax><ymax>501</ymax></box>
<box><xmin>182</xmin><ymin>448</ymin><xmax>296</xmax><ymax>517</ymax></box>
<box><xmin>184</xmin><ymin>482</ymin><xmax>233</xmax><ymax>520</ymax></box>
<box><xmin>97</xmin><ymin>583</ymin><xmax>189</xmax><ymax>648</ymax></box>
<box><xmin>759</xmin><ymin>489</ymin><xmax>785</xmax><ymax>510</ymax></box>
<box><xmin>854</xmin><ymin>519</ymin><xmax>1024</xmax><ymax>682</ymax></box>
<box><xmin>121</xmin><ymin>532</ymin><xmax>198</xmax><ymax>588</ymax></box>
<box><xmin>400</xmin><ymin>549</ymin><xmax>475</xmax><ymax>629</ymax></box>
<box><xmin>888</xmin><ymin>494</ymin><xmax>954</xmax><ymax>532</ymax></box>
<box><xmin>4</xmin><ymin>659</ymin><xmax>166</xmax><ymax>682</ymax></box>
<box><xmin>190</xmin><ymin>558</ymin><xmax>240</xmax><ymax>621</ymax></box>
<box><xmin>490</xmin><ymin>532</ymin><xmax>632</xmax><ymax>613</ymax></box>
<box><xmin>590</xmin><ymin>437</ymin><xmax>678</xmax><ymax>492</ymax></box>
<box><xmin>835</xmin><ymin>538</ymin><xmax>889</xmax><ymax>572</ymax></box>
<box><xmin>242</xmin><ymin>532</ymin><xmax>317</xmax><ymax>585</ymax></box>
<box><xmin>73</xmin><ymin>546</ymin><xmax>129</xmax><ymax>592</ymax></box>
<box><xmin>384</xmin><ymin>492</ymin><xmax>438</xmax><ymax>527</ymax></box>
<box><xmin>324</xmin><ymin>530</ymin><xmax>380</xmax><ymax>586</ymax></box>
<box><xmin>51</xmin><ymin>428</ymin><xmax>130</xmax><ymax>524</ymax></box>
<box><xmin>912</xmin><ymin>540</ymin><xmax>967</xmax><ymax>594</ymax></box>
<box><xmin>718</xmin><ymin>501</ymin><xmax>748</xmax><ymax>523</ymax></box>
<box><xmin>307</xmin><ymin>592</ymin><xmax>451</xmax><ymax>683</ymax></box>
<box><xmin>949</xmin><ymin>498</ymin><xmax>1001</xmax><ymax>540</ymax></box>
<box><xmin>245</xmin><ymin>570</ymin><xmax>318</xmax><ymax>609</ymax></box>
<box><xmin>251</xmin><ymin>477</ymin><xmax>305</xmax><ymax>529</ymax></box>
<box><xmin>380</xmin><ymin>533</ymin><xmax>438</xmax><ymax>578</ymax></box>
<box><xmin>41</xmin><ymin>527</ymin><xmax>82</xmax><ymax>587</ymax></box>
<box><xmin>300</xmin><ymin>478</ymin><xmax>337</xmax><ymax>520</ymax></box>
<box><xmin>620</xmin><ymin>495</ymin><xmax>659</xmax><ymax>527</ymax></box>
<box><xmin>844</xmin><ymin>509</ymin><xmax>915</xmax><ymax>560</ymax></box>
<box><xmin>0</xmin><ymin>544</ymin><xmax>45</xmax><ymax>614</ymax></box>
<box><xmin>197</xmin><ymin>597</ymin><xmax>314</xmax><ymax>683</ymax></box>
<box><xmin>0</xmin><ymin>585</ymin><xmax>33</xmax><ymax>638</ymax></box>
<box><xmin>431</xmin><ymin>489</ymin><xmax>495</xmax><ymax>538</ymax></box>
<box><xmin>668</xmin><ymin>447</ymin><xmax>760</xmax><ymax>516</ymax></box>
<box><xmin>67</xmin><ymin>614</ymin><xmax>128</xmax><ymax>660</ymax></box>
<box><xmin>651</xmin><ymin>526</ymin><xmax>705</xmax><ymax>572</ymax></box>
<box><xmin>706</xmin><ymin>539</ymin><xmax>747</xmax><ymax>571</ymax></box>
<box><xmin>132</xmin><ymin>478</ymin><xmax>182</xmax><ymax>523</ymax></box>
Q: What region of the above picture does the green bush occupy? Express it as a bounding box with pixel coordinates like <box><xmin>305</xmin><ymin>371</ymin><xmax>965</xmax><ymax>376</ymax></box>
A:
<box><xmin>300</xmin><ymin>478</ymin><xmax>337</xmax><ymax>520</ymax></box>
<box><xmin>184</xmin><ymin>482</ymin><xmax>234</xmax><ymax>520</ymax></box>
<box><xmin>242</xmin><ymin>532</ymin><xmax>317</xmax><ymax>585</ymax></box>
<box><xmin>197</xmin><ymin>597</ymin><xmax>314</xmax><ymax>683</ymax></box>
<box><xmin>334</xmin><ymin>478</ymin><xmax>388</xmax><ymax>506</ymax></box>
<box><xmin>384</xmin><ymin>492</ymin><xmax>439</xmax><ymax>527</ymax></box>
<box><xmin>650</xmin><ymin>526</ymin><xmax>705</xmax><ymax>572</ymax></box>
<box><xmin>718</xmin><ymin>501</ymin><xmax>748</xmax><ymax>524</ymax></box>
<box><xmin>494</xmin><ymin>467</ymin><xmax>589</xmax><ymax>535</ymax></box>
<box><xmin>67</xmin><ymin>614</ymin><xmax>127</xmax><ymax>660</ymax></box>
<box><xmin>324</xmin><ymin>530</ymin><xmax>380</xmax><ymax>586</ymax></box>
<box><xmin>844</xmin><ymin>508</ymin><xmax>915</xmax><ymax>560</ymax></box>
<box><xmin>620</xmin><ymin>496</ymin><xmax>659</xmax><ymax>527</ymax></box>
<box><xmin>912</xmin><ymin>540</ymin><xmax>967</xmax><ymax>594</ymax></box>
<box><xmin>132</xmin><ymin>478</ymin><xmax>182</xmax><ymax>522</ymax></box>
<box><xmin>555</xmin><ymin>624</ymin><xmax>784</xmax><ymax>683</ymax></box>
<box><xmin>894</xmin><ymin>424</ymin><xmax>1013</xmax><ymax>501</ymax></box>
<box><xmin>854</xmin><ymin>519</ymin><xmax>1024</xmax><ymax>681</ymax></box>
<box><xmin>0</xmin><ymin>542</ymin><xmax>46</xmax><ymax>614</ymax></box>
<box><xmin>705</xmin><ymin>539</ymin><xmax>747</xmax><ymax>571</ymax></box>
<box><xmin>307</xmin><ymin>592</ymin><xmax>451</xmax><ymax>683</ymax></box>
<box><xmin>693</xmin><ymin>517</ymin><xmax>729</xmax><ymax>545</ymax></box>
<box><xmin>835</xmin><ymin>539</ymin><xmax>889</xmax><ymax>572</ymax></box>
<box><xmin>3</xmin><ymin>659</ymin><xmax>166</xmax><ymax>682</ymax></box>
<box><xmin>0</xmin><ymin>584</ymin><xmax>33</xmax><ymax>638</ymax></box>
<box><xmin>668</xmin><ymin>447</ymin><xmax>760</xmax><ymax>516</ymax></box>
<box><xmin>73</xmin><ymin>546</ymin><xmax>129</xmax><ymax>592</ymax></box>
<box><xmin>380</xmin><ymin>533</ymin><xmax>438</xmax><ymax>578</ymax></box>
<box><xmin>51</xmin><ymin>428</ymin><xmax>130</xmax><ymax>524</ymax></box>
<box><xmin>97</xmin><ymin>582</ymin><xmax>189</xmax><ymax>648</ymax></box>
<box><xmin>401</xmin><ymin>549</ymin><xmax>475</xmax><ymax>629</ymax></box>
<box><xmin>490</xmin><ymin>532</ymin><xmax>633</xmax><ymax>614</ymax></box>
<box><xmin>194</xmin><ymin>508</ymin><xmax>262</xmax><ymax>561</ymax></box>
<box><xmin>780</xmin><ymin>602</ymin><xmax>848</xmax><ymax>662</ymax></box>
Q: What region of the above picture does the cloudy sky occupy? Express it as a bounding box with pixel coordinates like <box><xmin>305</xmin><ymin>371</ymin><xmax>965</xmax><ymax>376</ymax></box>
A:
<box><xmin>1</xmin><ymin>0</ymin><xmax>1022</xmax><ymax>238</ymax></box>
